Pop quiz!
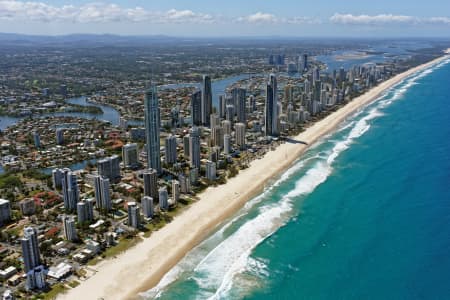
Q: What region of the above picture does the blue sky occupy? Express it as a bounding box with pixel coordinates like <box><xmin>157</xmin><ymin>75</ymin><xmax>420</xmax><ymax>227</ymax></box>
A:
<box><xmin>1</xmin><ymin>0</ymin><xmax>450</xmax><ymax>37</ymax></box>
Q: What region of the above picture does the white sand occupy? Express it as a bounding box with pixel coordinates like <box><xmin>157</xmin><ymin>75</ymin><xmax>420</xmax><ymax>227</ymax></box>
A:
<box><xmin>59</xmin><ymin>53</ymin><xmax>449</xmax><ymax>300</ymax></box>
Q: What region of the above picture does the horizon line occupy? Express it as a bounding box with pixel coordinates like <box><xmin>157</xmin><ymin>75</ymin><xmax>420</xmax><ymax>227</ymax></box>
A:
<box><xmin>1</xmin><ymin>32</ymin><xmax>450</xmax><ymax>40</ymax></box>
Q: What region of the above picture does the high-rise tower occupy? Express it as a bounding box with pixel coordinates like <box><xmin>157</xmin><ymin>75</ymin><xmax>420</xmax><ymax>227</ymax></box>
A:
<box><xmin>201</xmin><ymin>75</ymin><xmax>212</xmax><ymax>127</ymax></box>
<box><xmin>144</xmin><ymin>85</ymin><xmax>161</xmax><ymax>173</ymax></box>
<box><xmin>265</xmin><ymin>74</ymin><xmax>279</xmax><ymax>136</ymax></box>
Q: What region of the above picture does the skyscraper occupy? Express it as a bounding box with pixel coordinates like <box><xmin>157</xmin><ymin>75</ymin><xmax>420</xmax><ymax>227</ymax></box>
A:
<box><xmin>61</xmin><ymin>170</ymin><xmax>79</xmax><ymax>212</ymax></box>
<box><xmin>222</xmin><ymin>120</ymin><xmax>232</xmax><ymax>136</ymax></box>
<box><xmin>205</xmin><ymin>160</ymin><xmax>216</xmax><ymax>181</ymax></box>
<box><xmin>127</xmin><ymin>202</ymin><xmax>140</xmax><ymax>229</ymax></box>
<box><xmin>249</xmin><ymin>95</ymin><xmax>256</xmax><ymax>113</ymax></box>
<box><xmin>21</xmin><ymin>227</ymin><xmax>40</xmax><ymax>272</ymax></box>
<box><xmin>183</xmin><ymin>135</ymin><xmax>190</xmax><ymax>158</ymax></box>
<box><xmin>235</xmin><ymin>122</ymin><xmax>246</xmax><ymax>150</ymax></box>
<box><xmin>211</xmin><ymin>126</ymin><xmax>224</xmax><ymax>149</ymax></box>
<box><xmin>302</xmin><ymin>53</ymin><xmax>308</xmax><ymax>71</ymax></box>
<box><xmin>141</xmin><ymin>196</ymin><xmax>154</xmax><ymax>218</ymax></box>
<box><xmin>159</xmin><ymin>186</ymin><xmax>169</xmax><ymax>211</ymax></box>
<box><xmin>189</xmin><ymin>127</ymin><xmax>201</xmax><ymax>170</ymax></box>
<box><xmin>224</xmin><ymin>134</ymin><xmax>231</xmax><ymax>155</ymax></box>
<box><xmin>172</xmin><ymin>180</ymin><xmax>180</xmax><ymax>205</ymax></box>
<box><xmin>339</xmin><ymin>67</ymin><xmax>346</xmax><ymax>83</ymax></box>
<box><xmin>93</xmin><ymin>175</ymin><xmax>111</xmax><ymax>212</ymax></box>
<box><xmin>97</xmin><ymin>155</ymin><xmax>121</xmax><ymax>182</ymax></box>
<box><xmin>201</xmin><ymin>75</ymin><xmax>212</xmax><ymax>127</ymax></box>
<box><xmin>165</xmin><ymin>135</ymin><xmax>177</xmax><ymax>165</ymax></box>
<box><xmin>143</xmin><ymin>169</ymin><xmax>158</xmax><ymax>199</ymax></box>
<box><xmin>191</xmin><ymin>89</ymin><xmax>202</xmax><ymax>126</ymax></box>
<box><xmin>122</xmin><ymin>143</ymin><xmax>139</xmax><ymax>168</ymax></box>
<box><xmin>62</xmin><ymin>215</ymin><xmax>77</xmax><ymax>241</ymax></box>
<box><xmin>52</xmin><ymin>168</ymin><xmax>64</xmax><ymax>190</ymax></box>
<box><xmin>210</xmin><ymin>113</ymin><xmax>220</xmax><ymax>128</ymax></box>
<box><xmin>86</xmin><ymin>198</ymin><xmax>94</xmax><ymax>221</ymax></box>
<box><xmin>144</xmin><ymin>85</ymin><xmax>161</xmax><ymax>173</ymax></box>
<box><xmin>232</xmin><ymin>88</ymin><xmax>247</xmax><ymax>123</ymax></box>
<box><xmin>265</xmin><ymin>74</ymin><xmax>279</xmax><ymax>136</ymax></box>
<box><xmin>218</xmin><ymin>94</ymin><xmax>226</xmax><ymax>119</ymax></box>
<box><xmin>56</xmin><ymin>128</ymin><xmax>64</xmax><ymax>145</ymax></box>
<box><xmin>21</xmin><ymin>227</ymin><xmax>46</xmax><ymax>290</ymax></box>
<box><xmin>225</xmin><ymin>104</ymin><xmax>234</xmax><ymax>123</ymax></box>
<box><xmin>77</xmin><ymin>201</ymin><xmax>86</xmax><ymax>223</ymax></box>
<box><xmin>77</xmin><ymin>201</ymin><xmax>87</xmax><ymax>223</ymax></box>
<box><xmin>178</xmin><ymin>173</ymin><xmax>191</xmax><ymax>194</ymax></box>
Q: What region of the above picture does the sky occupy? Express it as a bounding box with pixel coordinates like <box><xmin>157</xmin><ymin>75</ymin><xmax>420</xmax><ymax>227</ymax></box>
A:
<box><xmin>1</xmin><ymin>0</ymin><xmax>450</xmax><ymax>37</ymax></box>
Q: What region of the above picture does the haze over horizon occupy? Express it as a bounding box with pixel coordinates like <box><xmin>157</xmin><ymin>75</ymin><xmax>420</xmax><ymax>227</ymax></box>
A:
<box><xmin>1</xmin><ymin>0</ymin><xmax>450</xmax><ymax>37</ymax></box>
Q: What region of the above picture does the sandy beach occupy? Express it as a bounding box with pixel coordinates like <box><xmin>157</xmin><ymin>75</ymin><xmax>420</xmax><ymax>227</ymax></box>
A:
<box><xmin>59</xmin><ymin>52</ymin><xmax>449</xmax><ymax>300</ymax></box>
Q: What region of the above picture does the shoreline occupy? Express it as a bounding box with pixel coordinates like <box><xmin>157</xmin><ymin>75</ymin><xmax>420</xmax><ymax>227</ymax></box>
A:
<box><xmin>59</xmin><ymin>53</ymin><xmax>449</xmax><ymax>300</ymax></box>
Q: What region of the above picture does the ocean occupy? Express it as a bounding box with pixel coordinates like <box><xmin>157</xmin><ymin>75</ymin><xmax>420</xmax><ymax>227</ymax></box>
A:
<box><xmin>143</xmin><ymin>57</ymin><xmax>450</xmax><ymax>300</ymax></box>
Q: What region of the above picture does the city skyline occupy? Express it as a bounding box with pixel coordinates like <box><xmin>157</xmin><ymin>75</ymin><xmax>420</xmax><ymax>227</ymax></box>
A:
<box><xmin>0</xmin><ymin>2</ymin><xmax>450</xmax><ymax>297</ymax></box>
<box><xmin>0</xmin><ymin>0</ymin><xmax>450</xmax><ymax>37</ymax></box>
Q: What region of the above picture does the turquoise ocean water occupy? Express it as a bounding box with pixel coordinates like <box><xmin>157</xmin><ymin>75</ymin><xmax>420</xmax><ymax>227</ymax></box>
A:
<box><xmin>143</xmin><ymin>57</ymin><xmax>450</xmax><ymax>300</ymax></box>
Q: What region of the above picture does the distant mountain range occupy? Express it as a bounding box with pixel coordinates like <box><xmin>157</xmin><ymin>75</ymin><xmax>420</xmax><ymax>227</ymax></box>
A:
<box><xmin>0</xmin><ymin>32</ymin><xmax>186</xmax><ymax>46</ymax></box>
<box><xmin>0</xmin><ymin>32</ymin><xmax>447</xmax><ymax>47</ymax></box>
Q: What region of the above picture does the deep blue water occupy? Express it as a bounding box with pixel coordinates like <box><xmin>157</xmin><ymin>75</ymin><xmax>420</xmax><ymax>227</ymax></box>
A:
<box><xmin>144</xmin><ymin>57</ymin><xmax>450</xmax><ymax>299</ymax></box>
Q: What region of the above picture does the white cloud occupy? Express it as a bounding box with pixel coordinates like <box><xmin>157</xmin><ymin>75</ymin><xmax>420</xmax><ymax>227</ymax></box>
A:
<box><xmin>164</xmin><ymin>9</ymin><xmax>213</xmax><ymax>23</ymax></box>
<box><xmin>0</xmin><ymin>1</ymin><xmax>214</xmax><ymax>24</ymax></box>
<box><xmin>237</xmin><ymin>12</ymin><xmax>320</xmax><ymax>25</ymax></box>
<box><xmin>282</xmin><ymin>16</ymin><xmax>322</xmax><ymax>25</ymax></box>
<box><xmin>330</xmin><ymin>13</ymin><xmax>415</xmax><ymax>25</ymax></box>
<box><xmin>330</xmin><ymin>13</ymin><xmax>450</xmax><ymax>26</ymax></box>
<box><xmin>427</xmin><ymin>16</ymin><xmax>450</xmax><ymax>25</ymax></box>
<box><xmin>238</xmin><ymin>12</ymin><xmax>277</xmax><ymax>24</ymax></box>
